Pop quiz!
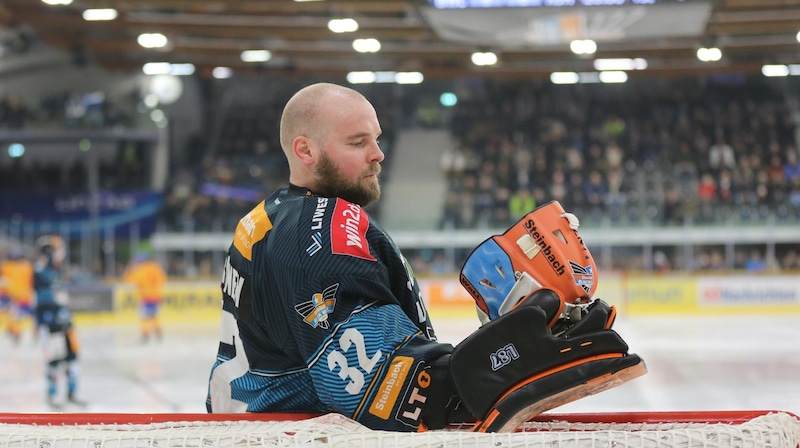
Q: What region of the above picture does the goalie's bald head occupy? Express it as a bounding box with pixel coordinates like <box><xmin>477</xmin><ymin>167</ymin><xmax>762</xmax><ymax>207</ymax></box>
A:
<box><xmin>278</xmin><ymin>82</ymin><xmax>384</xmax><ymax>205</ymax></box>
<box><xmin>279</xmin><ymin>83</ymin><xmax>368</xmax><ymax>155</ymax></box>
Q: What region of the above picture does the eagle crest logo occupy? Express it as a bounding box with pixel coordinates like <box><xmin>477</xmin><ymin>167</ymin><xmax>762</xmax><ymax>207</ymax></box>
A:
<box><xmin>294</xmin><ymin>283</ymin><xmax>339</xmax><ymax>329</ymax></box>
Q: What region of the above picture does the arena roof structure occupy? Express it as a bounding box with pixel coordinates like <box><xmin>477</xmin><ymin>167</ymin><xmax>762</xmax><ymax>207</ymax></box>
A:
<box><xmin>0</xmin><ymin>0</ymin><xmax>799</xmax><ymax>80</ymax></box>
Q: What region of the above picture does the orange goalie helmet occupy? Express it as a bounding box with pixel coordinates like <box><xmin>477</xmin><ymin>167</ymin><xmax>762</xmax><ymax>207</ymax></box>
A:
<box><xmin>459</xmin><ymin>201</ymin><xmax>598</xmax><ymax>322</ymax></box>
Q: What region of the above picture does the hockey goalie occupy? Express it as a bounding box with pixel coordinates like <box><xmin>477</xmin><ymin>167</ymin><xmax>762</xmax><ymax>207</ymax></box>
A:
<box><xmin>208</xmin><ymin>198</ymin><xmax>645</xmax><ymax>433</ymax></box>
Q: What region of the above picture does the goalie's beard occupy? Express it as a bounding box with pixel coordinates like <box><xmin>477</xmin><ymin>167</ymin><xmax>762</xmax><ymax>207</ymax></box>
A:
<box><xmin>315</xmin><ymin>150</ymin><xmax>381</xmax><ymax>207</ymax></box>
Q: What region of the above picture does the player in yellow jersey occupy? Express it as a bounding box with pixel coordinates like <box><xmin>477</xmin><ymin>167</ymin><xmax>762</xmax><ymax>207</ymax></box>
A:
<box><xmin>0</xmin><ymin>248</ymin><xmax>35</xmax><ymax>343</ymax></box>
<box><xmin>123</xmin><ymin>252</ymin><xmax>168</xmax><ymax>343</ymax></box>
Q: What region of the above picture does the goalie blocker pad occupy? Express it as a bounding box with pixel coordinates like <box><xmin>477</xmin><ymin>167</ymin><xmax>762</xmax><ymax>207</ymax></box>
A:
<box><xmin>449</xmin><ymin>291</ymin><xmax>647</xmax><ymax>433</ymax></box>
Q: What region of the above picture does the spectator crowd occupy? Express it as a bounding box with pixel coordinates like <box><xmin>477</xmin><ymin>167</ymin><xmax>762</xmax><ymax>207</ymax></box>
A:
<box><xmin>438</xmin><ymin>76</ymin><xmax>800</xmax><ymax>230</ymax></box>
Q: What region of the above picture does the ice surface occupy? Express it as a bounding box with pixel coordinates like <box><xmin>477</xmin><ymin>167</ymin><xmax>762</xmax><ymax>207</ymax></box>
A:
<box><xmin>2</xmin><ymin>313</ymin><xmax>798</xmax><ymax>417</ymax></box>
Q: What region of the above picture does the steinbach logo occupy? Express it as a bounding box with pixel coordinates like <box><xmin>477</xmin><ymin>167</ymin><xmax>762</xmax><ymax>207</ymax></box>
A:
<box><xmin>369</xmin><ymin>356</ymin><xmax>415</xmax><ymax>422</ymax></box>
<box><xmin>331</xmin><ymin>199</ymin><xmax>376</xmax><ymax>261</ymax></box>
<box><xmin>233</xmin><ymin>201</ymin><xmax>271</xmax><ymax>261</ymax></box>
<box><xmin>294</xmin><ymin>283</ymin><xmax>338</xmax><ymax>329</ymax></box>
<box><xmin>240</xmin><ymin>213</ymin><xmax>257</xmax><ymax>237</ymax></box>
<box><xmin>522</xmin><ymin>219</ymin><xmax>566</xmax><ymax>276</ymax></box>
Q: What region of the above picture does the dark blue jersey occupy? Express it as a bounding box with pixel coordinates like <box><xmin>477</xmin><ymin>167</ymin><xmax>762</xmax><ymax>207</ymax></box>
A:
<box><xmin>33</xmin><ymin>257</ymin><xmax>60</xmax><ymax>306</ymax></box>
<box><xmin>207</xmin><ymin>185</ymin><xmax>453</xmax><ymax>431</ymax></box>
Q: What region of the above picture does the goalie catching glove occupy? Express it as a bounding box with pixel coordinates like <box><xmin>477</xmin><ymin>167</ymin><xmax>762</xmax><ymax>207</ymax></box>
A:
<box><xmin>460</xmin><ymin>200</ymin><xmax>596</xmax><ymax>325</ymax></box>
<box><xmin>423</xmin><ymin>201</ymin><xmax>646</xmax><ymax>432</ymax></box>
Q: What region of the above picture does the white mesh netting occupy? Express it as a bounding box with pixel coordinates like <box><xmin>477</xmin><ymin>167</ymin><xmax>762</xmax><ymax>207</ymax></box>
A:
<box><xmin>1</xmin><ymin>411</ymin><xmax>799</xmax><ymax>448</ymax></box>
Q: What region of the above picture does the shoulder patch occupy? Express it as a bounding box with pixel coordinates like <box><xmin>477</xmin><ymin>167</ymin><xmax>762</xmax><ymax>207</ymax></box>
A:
<box><xmin>234</xmin><ymin>200</ymin><xmax>272</xmax><ymax>261</ymax></box>
<box><xmin>331</xmin><ymin>199</ymin><xmax>376</xmax><ymax>261</ymax></box>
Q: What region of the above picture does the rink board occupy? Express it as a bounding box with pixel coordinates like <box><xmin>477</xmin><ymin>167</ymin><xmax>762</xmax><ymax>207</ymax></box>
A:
<box><xmin>57</xmin><ymin>272</ymin><xmax>800</xmax><ymax>326</ymax></box>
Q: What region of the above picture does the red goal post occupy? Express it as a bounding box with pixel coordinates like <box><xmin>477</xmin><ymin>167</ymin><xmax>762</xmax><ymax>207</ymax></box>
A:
<box><xmin>1</xmin><ymin>409</ymin><xmax>798</xmax><ymax>447</ymax></box>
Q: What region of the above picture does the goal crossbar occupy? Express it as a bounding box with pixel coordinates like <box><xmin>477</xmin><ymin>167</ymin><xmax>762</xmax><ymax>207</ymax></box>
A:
<box><xmin>0</xmin><ymin>409</ymin><xmax>789</xmax><ymax>425</ymax></box>
<box><xmin>1</xmin><ymin>409</ymin><xmax>798</xmax><ymax>448</ymax></box>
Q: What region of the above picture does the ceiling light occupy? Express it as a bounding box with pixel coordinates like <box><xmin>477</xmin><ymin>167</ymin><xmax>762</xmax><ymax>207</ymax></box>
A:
<box><xmin>142</xmin><ymin>62</ymin><xmax>195</xmax><ymax>76</ymax></box>
<box><xmin>696</xmin><ymin>47</ymin><xmax>722</xmax><ymax>62</ymax></box>
<box><xmin>241</xmin><ymin>50</ymin><xmax>272</xmax><ymax>62</ymax></box>
<box><xmin>83</xmin><ymin>8</ymin><xmax>118</xmax><ymax>21</ymax></box>
<box><xmin>471</xmin><ymin>52</ymin><xmax>498</xmax><ymax>66</ymax></box>
<box><xmin>328</xmin><ymin>18</ymin><xmax>359</xmax><ymax>33</ymax></box>
<box><xmin>347</xmin><ymin>71</ymin><xmax>377</xmax><ymax>84</ymax></box>
<box><xmin>395</xmin><ymin>72</ymin><xmax>424</xmax><ymax>84</ymax></box>
<box><xmin>353</xmin><ymin>38</ymin><xmax>381</xmax><ymax>53</ymax></box>
<box><xmin>212</xmin><ymin>67</ymin><xmax>233</xmax><ymax>79</ymax></box>
<box><xmin>550</xmin><ymin>72</ymin><xmax>608</xmax><ymax>84</ymax></box>
<box><xmin>550</xmin><ymin>72</ymin><xmax>580</xmax><ymax>84</ymax></box>
<box><xmin>599</xmin><ymin>71</ymin><xmax>628</xmax><ymax>83</ymax></box>
<box><xmin>138</xmin><ymin>33</ymin><xmax>168</xmax><ymax>49</ymax></box>
<box><xmin>762</xmin><ymin>65</ymin><xmax>789</xmax><ymax>77</ymax></box>
<box><xmin>550</xmin><ymin>71</ymin><xmax>607</xmax><ymax>85</ymax></box>
<box><xmin>796</xmin><ymin>30</ymin><xmax>800</xmax><ymax>43</ymax></box>
<box><xmin>440</xmin><ymin>93</ymin><xmax>457</xmax><ymax>107</ymax></box>
<box><xmin>169</xmin><ymin>63</ymin><xmax>195</xmax><ymax>76</ymax></box>
<box><xmin>143</xmin><ymin>62</ymin><xmax>171</xmax><ymax>75</ymax></box>
<box><xmin>593</xmin><ymin>58</ymin><xmax>647</xmax><ymax>71</ymax></box>
<box><xmin>569</xmin><ymin>39</ymin><xmax>597</xmax><ymax>55</ymax></box>
<box><xmin>42</xmin><ymin>0</ymin><xmax>72</xmax><ymax>5</ymax></box>
<box><xmin>149</xmin><ymin>74</ymin><xmax>184</xmax><ymax>104</ymax></box>
<box><xmin>8</xmin><ymin>143</ymin><xmax>25</xmax><ymax>158</ymax></box>
<box><xmin>345</xmin><ymin>71</ymin><xmax>424</xmax><ymax>85</ymax></box>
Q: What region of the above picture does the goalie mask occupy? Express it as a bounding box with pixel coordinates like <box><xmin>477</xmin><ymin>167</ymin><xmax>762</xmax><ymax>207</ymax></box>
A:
<box><xmin>459</xmin><ymin>201</ymin><xmax>597</xmax><ymax>322</ymax></box>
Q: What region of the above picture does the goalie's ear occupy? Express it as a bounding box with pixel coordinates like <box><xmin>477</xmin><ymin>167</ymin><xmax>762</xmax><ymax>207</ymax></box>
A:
<box><xmin>460</xmin><ymin>201</ymin><xmax>597</xmax><ymax>320</ymax></box>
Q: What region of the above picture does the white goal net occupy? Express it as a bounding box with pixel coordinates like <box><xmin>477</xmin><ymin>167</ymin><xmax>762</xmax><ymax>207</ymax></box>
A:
<box><xmin>1</xmin><ymin>410</ymin><xmax>799</xmax><ymax>448</ymax></box>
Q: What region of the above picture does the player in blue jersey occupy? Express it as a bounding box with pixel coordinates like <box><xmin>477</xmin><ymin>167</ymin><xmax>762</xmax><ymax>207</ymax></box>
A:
<box><xmin>206</xmin><ymin>83</ymin><xmax>645</xmax><ymax>432</ymax></box>
<box><xmin>33</xmin><ymin>235</ymin><xmax>85</xmax><ymax>408</ymax></box>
